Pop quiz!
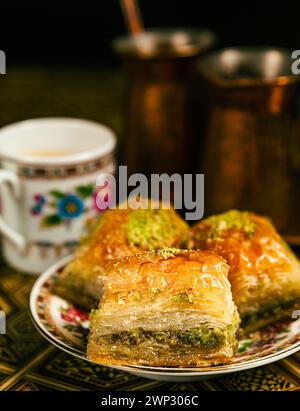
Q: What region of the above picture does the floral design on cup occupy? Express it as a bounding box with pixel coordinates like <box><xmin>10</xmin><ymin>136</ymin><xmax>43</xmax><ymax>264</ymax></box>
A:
<box><xmin>30</xmin><ymin>182</ymin><xmax>105</xmax><ymax>228</ymax></box>
<box><xmin>57</xmin><ymin>195</ymin><xmax>84</xmax><ymax>219</ymax></box>
<box><xmin>31</xmin><ymin>194</ymin><xmax>46</xmax><ymax>216</ymax></box>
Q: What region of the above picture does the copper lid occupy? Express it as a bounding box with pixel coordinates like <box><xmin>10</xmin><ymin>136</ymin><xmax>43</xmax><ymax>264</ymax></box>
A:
<box><xmin>198</xmin><ymin>47</ymin><xmax>300</xmax><ymax>87</ymax></box>
<box><xmin>113</xmin><ymin>28</ymin><xmax>217</xmax><ymax>59</ymax></box>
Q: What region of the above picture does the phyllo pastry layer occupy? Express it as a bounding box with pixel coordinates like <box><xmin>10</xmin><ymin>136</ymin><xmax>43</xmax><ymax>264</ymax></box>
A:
<box><xmin>87</xmin><ymin>249</ymin><xmax>240</xmax><ymax>367</ymax></box>
<box><xmin>55</xmin><ymin>207</ymin><xmax>188</xmax><ymax>308</ymax></box>
<box><xmin>190</xmin><ymin>210</ymin><xmax>300</xmax><ymax>328</ymax></box>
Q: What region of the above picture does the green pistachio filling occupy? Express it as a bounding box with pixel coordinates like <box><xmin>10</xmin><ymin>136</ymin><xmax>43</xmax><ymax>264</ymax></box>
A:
<box><xmin>198</xmin><ymin>210</ymin><xmax>255</xmax><ymax>241</ymax></box>
<box><xmin>125</xmin><ymin>209</ymin><xmax>187</xmax><ymax>249</ymax></box>
<box><xmin>242</xmin><ymin>299</ymin><xmax>300</xmax><ymax>332</ymax></box>
<box><xmin>107</xmin><ymin>325</ymin><xmax>233</xmax><ymax>350</ymax></box>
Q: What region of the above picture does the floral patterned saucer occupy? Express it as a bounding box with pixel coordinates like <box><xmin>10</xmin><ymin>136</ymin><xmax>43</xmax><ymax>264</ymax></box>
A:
<box><xmin>29</xmin><ymin>256</ymin><xmax>300</xmax><ymax>382</ymax></box>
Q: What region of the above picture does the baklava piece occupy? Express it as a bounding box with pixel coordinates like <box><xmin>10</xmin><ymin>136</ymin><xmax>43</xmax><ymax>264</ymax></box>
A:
<box><xmin>191</xmin><ymin>210</ymin><xmax>300</xmax><ymax>330</ymax></box>
<box><xmin>55</xmin><ymin>206</ymin><xmax>188</xmax><ymax>308</ymax></box>
<box><xmin>87</xmin><ymin>249</ymin><xmax>240</xmax><ymax>367</ymax></box>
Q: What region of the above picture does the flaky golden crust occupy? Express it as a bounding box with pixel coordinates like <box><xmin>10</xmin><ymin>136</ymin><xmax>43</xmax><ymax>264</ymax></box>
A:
<box><xmin>55</xmin><ymin>207</ymin><xmax>189</xmax><ymax>308</ymax></box>
<box><xmin>101</xmin><ymin>249</ymin><xmax>231</xmax><ymax>301</ymax></box>
<box><xmin>191</xmin><ymin>211</ymin><xmax>300</xmax><ymax>318</ymax></box>
<box><xmin>87</xmin><ymin>249</ymin><xmax>240</xmax><ymax>367</ymax></box>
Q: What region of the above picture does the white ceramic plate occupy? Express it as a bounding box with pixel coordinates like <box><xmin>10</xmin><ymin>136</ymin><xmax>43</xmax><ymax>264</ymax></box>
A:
<box><xmin>29</xmin><ymin>256</ymin><xmax>300</xmax><ymax>382</ymax></box>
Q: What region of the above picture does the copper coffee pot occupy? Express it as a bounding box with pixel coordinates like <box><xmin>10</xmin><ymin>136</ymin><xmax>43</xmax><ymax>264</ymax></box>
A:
<box><xmin>113</xmin><ymin>28</ymin><xmax>217</xmax><ymax>176</ymax></box>
<box><xmin>198</xmin><ymin>47</ymin><xmax>300</xmax><ymax>239</ymax></box>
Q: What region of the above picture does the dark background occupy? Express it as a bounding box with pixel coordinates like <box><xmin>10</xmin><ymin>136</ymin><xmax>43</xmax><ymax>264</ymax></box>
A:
<box><xmin>1</xmin><ymin>0</ymin><xmax>300</xmax><ymax>64</ymax></box>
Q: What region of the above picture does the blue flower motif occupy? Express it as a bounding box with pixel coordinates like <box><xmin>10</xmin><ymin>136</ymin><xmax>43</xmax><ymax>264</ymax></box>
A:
<box><xmin>57</xmin><ymin>194</ymin><xmax>84</xmax><ymax>219</ymax></box>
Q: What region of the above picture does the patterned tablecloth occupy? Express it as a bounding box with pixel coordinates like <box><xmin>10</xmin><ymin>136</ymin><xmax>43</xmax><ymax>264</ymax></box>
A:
<box><xmin>0</xmin><ymin>66</ymin><xmax>300</xmax><ymax>391</ymax></box>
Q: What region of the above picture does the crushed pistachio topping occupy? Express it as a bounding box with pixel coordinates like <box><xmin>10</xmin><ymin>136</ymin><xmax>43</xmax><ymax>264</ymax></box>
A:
<box><xmin>148</xmin><ymin>247</ymin><xmax>190</xmax><ymax>259</ymax></box>
<box><xmin>156</xmin><ymin>247</ymin><xmax>183</xmax><ymax>259</ymax></box>
<box><xmin>125</xmin><ymin>209</ymin><xmax>187</xmax><ymax>250</ymax></box>
<box><xmin>173</xmin><ymin>288</ymin><xmax>194</xmax><ymax>304</ymax></box>
<box><xmin>198</xmin><ymin>210</ymin><xmax>255</xmax><ymax>241</ymax></box>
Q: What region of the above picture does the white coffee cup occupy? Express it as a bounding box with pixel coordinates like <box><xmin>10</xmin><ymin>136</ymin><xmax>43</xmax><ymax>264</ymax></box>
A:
<box><xmin>0</xmin><ymin>118</ymin><xmax>116</xmax><ymax>274</ymax></box>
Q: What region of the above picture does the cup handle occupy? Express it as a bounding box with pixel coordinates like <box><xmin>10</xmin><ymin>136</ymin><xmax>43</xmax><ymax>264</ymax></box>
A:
<box><xmin>0</xmin><ymin>170</ymin><xmax>26</xmax><ymax>252</ymax></box>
